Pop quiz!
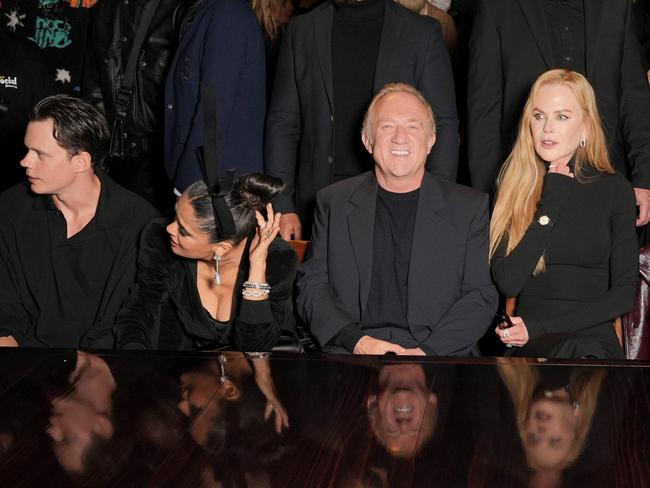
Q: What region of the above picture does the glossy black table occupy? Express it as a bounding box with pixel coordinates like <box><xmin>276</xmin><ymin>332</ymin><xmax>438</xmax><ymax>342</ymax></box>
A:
<box><xmin>0</xmin><ymin>350</ymin><xmax>648</xmax><ymax>487</ymax></box>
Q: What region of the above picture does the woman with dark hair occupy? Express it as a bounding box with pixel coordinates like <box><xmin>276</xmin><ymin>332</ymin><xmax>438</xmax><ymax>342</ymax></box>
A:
<box><xmin>115</xmin><ymin>173</ymin><xmax>298</xmax><ymax>351</ymax></box>
<box><xmin>489</xmin><ymin>69</ymin><xmax>638</xmax><ymax>359</ymax></box>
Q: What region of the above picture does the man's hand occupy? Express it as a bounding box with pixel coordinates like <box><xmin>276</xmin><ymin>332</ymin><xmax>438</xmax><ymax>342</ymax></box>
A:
<box><xmin>353</xmin><ymin>335</ymin><xmax>405</xmax><ymax>355</ymax></box>
<box><xmin>634</xmin><ymin>187</ymin><xmax>650</xmax><ymax>226</ymax></box>
<box><xmin>279</xmin><ymin>213</ymin><xmax>302</xmax><ymax>241</ymax></box>
<box><xmin>397</xmin><ymin>347</ymin><xmax>426</xmax><ymax>356</ymax></box>
<box><xmin>0</xmin><ymin>336</ymin><xmax>18</xmax><ymax>347</ymax></box>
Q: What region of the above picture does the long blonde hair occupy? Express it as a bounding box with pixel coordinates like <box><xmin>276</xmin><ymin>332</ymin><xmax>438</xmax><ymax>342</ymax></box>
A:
<box><xmin>497</xmin><ymin>359</ymin><xmax>605</xmax><ymax>471</ymax></box>
<box><xmin>250</xmin><ymin>0</ymin><xmax>287</xmax><ymax>40</ymax></box>
<box><xmin>489</xmin><ymin>69</ymin><xmax>614</xmax><ymax>274</ymax></box>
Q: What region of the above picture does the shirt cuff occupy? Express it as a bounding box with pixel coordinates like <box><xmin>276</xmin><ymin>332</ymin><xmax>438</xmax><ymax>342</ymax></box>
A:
<box><xmin>331</xmin><ymin>323</ymin><xmax>365</xmax><ymax>352</ymax></box>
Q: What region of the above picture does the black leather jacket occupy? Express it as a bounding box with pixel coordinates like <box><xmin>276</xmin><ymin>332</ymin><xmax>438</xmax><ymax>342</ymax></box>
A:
<box><xmin>82</xmin><ymin>0</ymin><xmax>188</xmax><ymax>143</ymax></box>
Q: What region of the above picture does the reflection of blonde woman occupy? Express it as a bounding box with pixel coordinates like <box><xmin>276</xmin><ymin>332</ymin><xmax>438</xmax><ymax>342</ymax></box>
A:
<box><xmin>498</xmin><ymin>360</ymin><xmax>604</xmax><ymax>488</ymax></box>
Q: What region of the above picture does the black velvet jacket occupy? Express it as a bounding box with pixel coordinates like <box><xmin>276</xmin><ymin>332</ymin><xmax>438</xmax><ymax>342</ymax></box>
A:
<box><xmin>115</xmin><ymin>219</ymin><xmax>298</xmax><ymax>351</ymax></box>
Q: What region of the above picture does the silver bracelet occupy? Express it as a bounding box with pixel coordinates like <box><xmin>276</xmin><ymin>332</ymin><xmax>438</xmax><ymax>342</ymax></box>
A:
<box><xmin>242</xmin><ymin>281</ymin><xmax>271</xmax><ymax>291</ymax></box>
<box><xmin>242</xmin><ymin>289</ymin><xmax>270</xmax><ymax>297</ymax></box>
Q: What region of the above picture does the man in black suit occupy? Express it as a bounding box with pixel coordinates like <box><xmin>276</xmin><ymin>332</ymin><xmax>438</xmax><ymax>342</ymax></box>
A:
<box><xmin>297</xmin><ymin>84</ymin><xmax>496</xmax><ymax>356</ymax></box>
<box><xmin>265</xmin><ymin>0</ymin><xmax>458</xmax><ymax>240</ymax></box>
<box><xmin>467</xmin><ymin>0</ymin><xmax>650</xmax><ymax>227</ymax></box>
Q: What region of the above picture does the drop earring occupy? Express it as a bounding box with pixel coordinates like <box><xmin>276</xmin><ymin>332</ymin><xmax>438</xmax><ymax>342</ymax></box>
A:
<box><xmin>213</xmin><ymin>253</ymin><xmax>222</xmax><ymax>285</ymax></box>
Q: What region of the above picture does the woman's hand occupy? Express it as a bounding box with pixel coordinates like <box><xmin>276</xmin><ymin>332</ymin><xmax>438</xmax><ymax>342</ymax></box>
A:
<box><xmin>494</xmin><ymin>316</ymin><xmax>529</xmax><ymax>348</ymax></box>
<box><xmin>249</xmin><ymin>203</ymin><xmax>281</xmax><ymax>268</ymax></box>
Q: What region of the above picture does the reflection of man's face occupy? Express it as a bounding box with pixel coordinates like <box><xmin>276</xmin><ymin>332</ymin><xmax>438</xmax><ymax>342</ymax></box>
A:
<box><xmin>524</xmin><ymin>391</ymin><xmax>579</xmax><ymax>470</ymax></box>
<box><xmin>48</xmin><ymin>393</ymin><xmax>109</xmax><ymax>473</ymax></box>
<box><xmin>368</xmin><ymin>364</ymin><xmax>437</xmax><ymax>457</ymax></box>
<box><xmin>47</xmin><ymin>353</ymin><xmax>115</xmax><ymax>473</ymax></box>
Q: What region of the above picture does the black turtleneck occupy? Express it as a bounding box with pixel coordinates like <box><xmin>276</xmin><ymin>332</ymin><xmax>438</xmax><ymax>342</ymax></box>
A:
<box><xmin>331</xmin><ymin>0</ymin><xmax>385</xmax><ymax>180</ymax></box>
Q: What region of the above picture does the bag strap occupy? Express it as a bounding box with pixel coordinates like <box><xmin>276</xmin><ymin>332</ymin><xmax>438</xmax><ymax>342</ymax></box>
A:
<box><xmin>116</xmin><ymin>0</ymin><xmax>161</xmax><ymax>114</ymax></box>
<box><xmin>110</xmin><ymin>0</ymin><xmax>161</xmax><ymax>158</ymax></box>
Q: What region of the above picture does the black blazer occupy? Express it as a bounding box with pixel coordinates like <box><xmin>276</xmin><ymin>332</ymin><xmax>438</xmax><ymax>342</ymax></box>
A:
<box><xmin>265</xmin><ymin>0</ymin><xmax>459</xmax><ymax>232</ymax></box>
<box><xmin>467</xmin><ymin>0</ymin><xmax>650</xmax><ymax>193</ymax></box>
<box><xmin>115</xmin><ymin>220</ymin><xmax>298</xmax><ymax>351</ymax></box>
<box><xmin>296</xmin><ymin>172</ymin><xmax>498</xmax><ymax>356</ymax></box>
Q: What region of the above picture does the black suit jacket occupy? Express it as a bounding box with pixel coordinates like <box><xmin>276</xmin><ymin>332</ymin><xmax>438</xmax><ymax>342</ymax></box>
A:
<box><xmin>265</xmin><ymin>0</ymin><xmax>459</xmax><ymax>232</ymax></box>
<box><xmin>296</xmin><ymin>172</ymin><xmax>497</xmax><ymax>356</ymax></box>
<box><xmin>467</xmin><ymin>0</ymin><xmax>650</xmax><ymax>193</ymax></box>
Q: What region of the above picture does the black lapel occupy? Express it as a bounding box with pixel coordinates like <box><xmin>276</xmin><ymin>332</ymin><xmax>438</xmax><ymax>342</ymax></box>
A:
<box><xmin>515</xmin><ymin>0</ymin><xmax>555</xmax><ymax>70</ymax></box>
<box><xmin>406</xmin><ymin>173</ymin><xmax>445</xmax><ymax>323</ymax></box>
<box><xmin>584</xmin><ymin>0</ymin><xmax>605</xmax><ymax>78</ymax></box>
<box><xmin>373</xmin><ymin>0</ymin><xmax>399</xmax><ymax>92</ymax></box>
<box><xmin>313</xmin><ymin>3</ymin><xmax>335</xmax><ymax>112</ymax></box>
<box><xmin>347</xmin><ymin>174</ymin><xmax>378</xmax><ymax>314</ymax></box>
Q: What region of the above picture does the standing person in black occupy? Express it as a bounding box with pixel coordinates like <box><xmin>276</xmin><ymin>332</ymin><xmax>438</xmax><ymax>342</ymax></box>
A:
<box><xmin>82</xmin><ymin>0</ymin><xmax>188</xmax><ymax>212</ymax></box>
<box><xmin>489</xmin><ymin>70</ymin><xmax>638</xmax><ymax>359</ymax></box>
<box><xmin>265</xmin><ymin>0</ymin><xmax>458</xmax><ymax>240</ymax></box>
<box><xmin>0</xmin><ymin>95</ymin><xmax>157</xmax><ymax>348</ymax></box>
<box><xmin>467</xmin><ymin>0</ymin><xmax>650</xmax><ymax>232</ymax></box>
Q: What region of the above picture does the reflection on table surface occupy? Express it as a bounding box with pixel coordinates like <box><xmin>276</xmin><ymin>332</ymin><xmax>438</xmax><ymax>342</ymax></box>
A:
<box><xmin>0</xmin><ymin>350</ymin><xmax>648</xmax><ymax>487</ymax></box>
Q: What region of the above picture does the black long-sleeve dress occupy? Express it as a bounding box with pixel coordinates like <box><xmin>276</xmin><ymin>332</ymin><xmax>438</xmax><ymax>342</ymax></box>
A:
<box><xmin>490</xmin><ymin>166</ymin><xmax>638</xmax><ymax>358</ymax></box>
<box><xmin>115</xmin><ymin>219</ymin><xmax>298</xmax><ymax>351</ymax></box>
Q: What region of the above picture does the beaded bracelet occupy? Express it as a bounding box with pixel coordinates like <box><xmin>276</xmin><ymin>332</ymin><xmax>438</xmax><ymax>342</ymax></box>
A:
<box><xmin>243</xmin><ymin>281</ymin><xmax>271</xmax><ymax>291</ymax></box>
<box><xmin>242</xmin><ymin>289</ymin><xmax>270</xmax><ymax>297</ymax></box>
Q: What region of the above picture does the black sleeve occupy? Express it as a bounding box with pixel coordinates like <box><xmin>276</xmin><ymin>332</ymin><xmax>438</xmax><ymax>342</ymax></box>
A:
<box><xmin>0</xmin><ymin>234</ymin><xmax>32</xmax><ymax>344</ymax></box>
<box><xmin>232</xmin><ymin>244</ymin><xmax>299</xmax><ymax>351</ymax></box>
<box><xmin>466</xmin><ymin>0</ymin><xmax>504</xmax><ymax>193</ymax></box>
<box><xmin>264</xmin><ymin>22</ymin><xmax>301</xmax><ymax>214</ymax></box>
<box><xmin>419</xmin><ymin>18</ymin><xmax>459</xmax><ymax>181</ymax></box>
<box><xmin>114</xmin><ymin>221</ymin><xmax>171</xmax><ymax>349</ymax></box>
<box><xmin>525</xmin><ymin>180</ymin><xmax>638</xmax><ymax>337</ymax></box>
<box><xmin>328</xmin><ymin>323</ymin><xmax>365</xmax><ymax>352</ymax></box>
<box><xmin>491</xmin><ymin>173</ymin><xmax>576</xmax><ymax>297</ymax></box>
<box><xmin>620</xmin><ymin>0</ymin><xmax>650</xmax><ymax>189</ymax></box>
<box><xmin>296</xmin><ymin>192</ymin><xmax>365</xmax><ymax>350</ymax></box>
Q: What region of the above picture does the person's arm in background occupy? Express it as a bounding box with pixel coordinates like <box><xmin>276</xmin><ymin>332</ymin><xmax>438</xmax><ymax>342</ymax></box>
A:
<box><xmin>418</xmin><ymin>18</ymin><xmax>459</xmax><ymax>181</ymax></box>
<box><xmin>264</xmin><ymin>21</ymin><xmax>303</xmax><ymax>239</ymax></box>
<box><xmin>466</xmin><ymin>0</ymin><xmax>503</xmax><ymax>193</ymax></box>
<box><xmin>620</xmin><ymin>0</ymin><xmax>650</xmax><ymax>226</ymax></box>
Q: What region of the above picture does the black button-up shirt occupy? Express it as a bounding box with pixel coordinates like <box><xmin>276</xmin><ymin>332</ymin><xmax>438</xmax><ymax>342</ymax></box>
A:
<box><xmin>0</xmin><ymin>172</ymin><xmax>157</xmax><ymax>348</ymax></box>
<box><xmin>542</xmin><ymin>0</ymin><xmax>586</xmax><ymax>74</ymax></box>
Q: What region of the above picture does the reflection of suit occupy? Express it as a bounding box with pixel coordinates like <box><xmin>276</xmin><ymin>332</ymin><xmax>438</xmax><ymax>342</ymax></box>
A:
<box><xmin>265</xmin><ymin>0</ymin><xmax>458</xmax><ymax>233</ymax></box>
<box><xmin>467</xmin><ymin>0</ymin><xmax>650</xmax><ymax>193</ymax></box>
<box><xmin>297</xmin><ymin>172</ymin><xmax>497</xmax><ymax>355</ymax></box>
<box><xmin>164</xmin><ymin>0</ymin><xmax>265</xmax><ymax>191</ymax></box>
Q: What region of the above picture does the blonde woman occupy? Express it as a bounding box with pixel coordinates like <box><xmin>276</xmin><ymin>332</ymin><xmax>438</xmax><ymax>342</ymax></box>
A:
<box><xmin>489</xmin><ymin>69</ymin><xmax>638</xmax><ymax>359</ymax></box>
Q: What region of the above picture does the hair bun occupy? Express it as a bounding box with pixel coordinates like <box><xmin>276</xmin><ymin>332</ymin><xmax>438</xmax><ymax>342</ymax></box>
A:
<box><xmin>233</xmin><ymin>173</ymin><xmax>285</xmax><ymax>211</ymax></box>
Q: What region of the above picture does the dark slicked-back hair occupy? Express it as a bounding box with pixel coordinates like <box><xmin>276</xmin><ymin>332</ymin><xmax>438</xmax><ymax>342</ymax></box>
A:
<box><xmin>29</xmin><ymin>94</ymin><xmax>110</xmax><ymax>170</ymax></box>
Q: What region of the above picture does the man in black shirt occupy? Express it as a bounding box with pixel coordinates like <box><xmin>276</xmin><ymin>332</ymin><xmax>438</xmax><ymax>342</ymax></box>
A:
<box><xmin>467</xmin><ymin>0</ymin><xmax>650</xmax><ymax>229</ymax></box>
<box><xmin>0</xmin><ymin>95</ymin><xmax>157</xmax><ymax>348</ymax></box>
<box><xmin>297</xmin><ymin>83</ymin><xmax>496</xmax><ymax>356</ymax></box>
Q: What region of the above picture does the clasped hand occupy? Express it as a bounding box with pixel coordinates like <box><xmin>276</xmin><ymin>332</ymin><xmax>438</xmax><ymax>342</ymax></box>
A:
<box><xmin>494</xmin><ymin>315</ymin><xmax>529</xmax><ymax>348</ymax></box>
<box><xmin>353</xmin><ymin>336</ymin><xmax>425</xmax><ymax>355</ymax></box>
